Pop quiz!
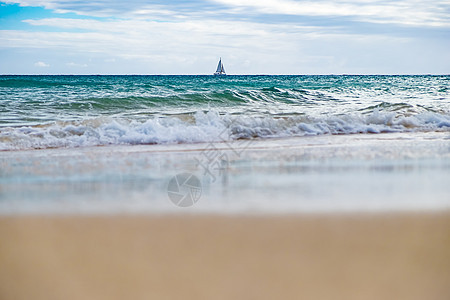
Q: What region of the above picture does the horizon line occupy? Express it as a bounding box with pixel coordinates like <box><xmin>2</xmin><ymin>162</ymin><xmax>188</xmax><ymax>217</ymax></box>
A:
<box><xmin>1</xmin><ymin>73</ymin><xmax>448</xmax><ymax>76</ymax></box>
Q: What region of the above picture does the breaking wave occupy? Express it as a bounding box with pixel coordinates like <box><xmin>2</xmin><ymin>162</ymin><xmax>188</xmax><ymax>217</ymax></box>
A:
<box><xmin>1</xmin><ymin>110</ymin><xmax>449</xmax><ymax>151</ymax></box>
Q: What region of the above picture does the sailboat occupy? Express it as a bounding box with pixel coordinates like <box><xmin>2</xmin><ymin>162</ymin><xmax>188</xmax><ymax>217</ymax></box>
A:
<box><xmin>214</xmin><ymin>58</ymin><xmax>226</xmax><ymax>75</ymax></box>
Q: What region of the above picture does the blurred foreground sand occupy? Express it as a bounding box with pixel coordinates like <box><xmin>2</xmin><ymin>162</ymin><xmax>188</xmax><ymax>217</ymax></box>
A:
<box><xmin>1</xmin><ymin>213</ymin><xmax>449</xmax><ymax>300</ymax></box>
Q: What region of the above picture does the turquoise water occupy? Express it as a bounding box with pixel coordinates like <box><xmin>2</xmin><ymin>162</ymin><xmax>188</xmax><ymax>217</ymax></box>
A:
<box><xmin>1</xmin><ymin>75</ymin><xmax>449</xmax><ymax>150</ymax></box>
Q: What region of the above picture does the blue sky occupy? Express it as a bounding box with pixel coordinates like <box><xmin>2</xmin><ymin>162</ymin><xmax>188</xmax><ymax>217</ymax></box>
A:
<box><xmin>0</xmin><ymin>0</ymin><xmax>449</xmax><ymax>74</ymax></box>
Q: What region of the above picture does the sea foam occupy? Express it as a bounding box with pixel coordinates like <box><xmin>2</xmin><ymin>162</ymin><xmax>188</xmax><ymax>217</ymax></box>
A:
<box><xmin>1</xmin><ymin>110</ymin><xmax>449</xmax><ymax>150</ymax></box>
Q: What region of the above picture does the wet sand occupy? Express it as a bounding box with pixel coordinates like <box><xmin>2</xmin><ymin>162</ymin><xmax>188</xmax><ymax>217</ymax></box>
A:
<box><xmin>1</xmin><ymin>213</ymin><xmax>449</xmax><ymax>300</ymax></box>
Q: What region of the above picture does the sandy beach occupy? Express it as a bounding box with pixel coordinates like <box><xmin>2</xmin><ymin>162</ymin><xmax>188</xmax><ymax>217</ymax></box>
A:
<box><xmin>1</xmin><ymin>213</ymin><xmax>449</xmax><ymax>300</ymax></box>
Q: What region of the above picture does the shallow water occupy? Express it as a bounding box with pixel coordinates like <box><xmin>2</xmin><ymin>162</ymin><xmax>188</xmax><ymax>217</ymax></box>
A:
<box><xmin>1</xmin><ymin>132</ymin><xmax>449</xmax><ymax>214</ymax></box>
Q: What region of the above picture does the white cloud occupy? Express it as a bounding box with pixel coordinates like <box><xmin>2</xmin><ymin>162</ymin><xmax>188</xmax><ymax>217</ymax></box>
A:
<box><xmin>4</xmin><ymin>0</ymin><xmax>192</xmax><ymax>19</ymax></box>
<box><xmin>66</xmin><ymin>62</ymin><xmax>88</xmax><ymax>67</ymax></box>
<box><xmin>7</xmin><ymin>0</ymin><xmax>449</xmax><ymax>28</ymax></box>
<box><xmin>34</xmin><ymin>61</ymin><xmax>50</xmax><ymax>67</ymax></box>
<box><xmin>13</xmin><ymin>18</ymin><xmax>405</xmax><ymax>59</ymax></box>
<box><xmin>211</xmin><ymin>0</ymin><xmax>450</xmax><ymax>27</ymax></box>
<box><xmin>0</xmin><ymin>16</ymin><xmax>415</xmax><ymax>74</ymax></box>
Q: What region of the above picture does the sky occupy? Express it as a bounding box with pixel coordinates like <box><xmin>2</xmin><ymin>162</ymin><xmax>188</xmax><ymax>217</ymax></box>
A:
<box><xmin>0</xmin><ymin>0</ymin><xmax>449</xmax><ymax>75</ymax></box>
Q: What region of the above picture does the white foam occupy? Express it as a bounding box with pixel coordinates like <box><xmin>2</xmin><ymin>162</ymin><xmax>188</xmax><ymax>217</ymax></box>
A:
<box><xmin>0</xmin><ymin>110</ymin><xmax>449</xmax><ymax>150</ymax></box>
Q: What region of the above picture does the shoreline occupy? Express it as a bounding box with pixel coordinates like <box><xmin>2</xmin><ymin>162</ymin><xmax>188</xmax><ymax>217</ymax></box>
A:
<box><xmin>1</xmin><ymin>212</ymin><xmax>449</xmax><ymax>300</ymax></box>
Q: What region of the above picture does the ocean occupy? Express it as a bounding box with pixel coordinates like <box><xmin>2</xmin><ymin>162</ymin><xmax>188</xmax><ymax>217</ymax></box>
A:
<box><xmin>1</xmin><ymin>75</ymin><xmax>449</xmax><ymax>214</ymax></box>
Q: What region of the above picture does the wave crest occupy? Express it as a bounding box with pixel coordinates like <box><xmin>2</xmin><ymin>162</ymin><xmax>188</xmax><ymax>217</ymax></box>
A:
<box><xmin>1</xmin><ymin>109</ymin><xmax>449</xmax><ymax>150</ymax></box>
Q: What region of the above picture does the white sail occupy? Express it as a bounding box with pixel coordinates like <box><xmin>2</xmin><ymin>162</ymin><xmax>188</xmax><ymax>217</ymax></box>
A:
<box><xmin>216</xmin><ymin>59</ymin><xmax>222</xmax><ymax>73</ymax></box>
<box><xmin>214</xmin><ymin>58</ymin><xmax>226</xmax><ymax>75</ymax></box>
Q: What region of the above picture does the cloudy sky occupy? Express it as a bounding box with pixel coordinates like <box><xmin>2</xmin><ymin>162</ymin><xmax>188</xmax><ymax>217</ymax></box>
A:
<box><xmin>1</xmin><ymin>0</ymin><xmax>449</xmax><ymax>74</ymax></box>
